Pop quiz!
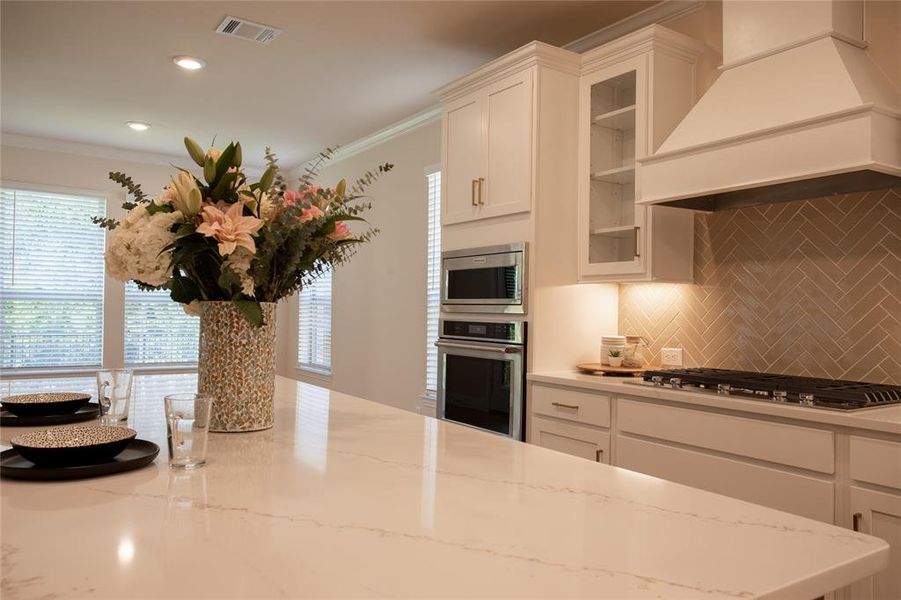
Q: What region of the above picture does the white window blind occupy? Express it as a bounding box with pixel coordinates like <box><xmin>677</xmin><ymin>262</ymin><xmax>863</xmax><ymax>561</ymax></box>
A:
<box><xmin>0</xmin><ymin>187</ymin><xmax>106</xmax><ymax>370</ymax></box>
<box><xmin>125</xmin><ymin>283</ymin><xmax>199</xmax><ymax>366</ymax></box>
<box><xmin>425</xmin><ymin>170</ymin><xmax>442</xmax><ymax>395</ymax></box>
<box><xmin>298</xmin><ymin>269</ymin><xmax>332</xmax><ymax>374</ymax></box>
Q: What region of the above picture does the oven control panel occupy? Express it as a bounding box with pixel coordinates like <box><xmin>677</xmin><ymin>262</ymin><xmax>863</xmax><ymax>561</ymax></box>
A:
<box><xmin>440</xmin><ymin>320</ymin><xmax>525</xmax><ymax>344</ymax></box>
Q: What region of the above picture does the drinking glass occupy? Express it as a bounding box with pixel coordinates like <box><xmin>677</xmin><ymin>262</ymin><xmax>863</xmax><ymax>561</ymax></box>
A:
<box><xmin>165</xmin><ymin>393</ymin><xmax>212</xmax><ymax>469</ymax></box>
<box><xmin>96</xmin><ymin>369</ymin><xmax>133</xmax><ymax>426</ymax></box>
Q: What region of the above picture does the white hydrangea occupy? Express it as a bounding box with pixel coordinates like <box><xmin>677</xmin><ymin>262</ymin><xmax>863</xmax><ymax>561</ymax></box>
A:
<box><xmin>105</xmin><ymin>205</ymin><xmax>184</xmax><ymax>287</ymax></box>
<box><xmin>223</xmin><ymin>246</ymin><xmax>256</xmax><ymax>296</ymax></box>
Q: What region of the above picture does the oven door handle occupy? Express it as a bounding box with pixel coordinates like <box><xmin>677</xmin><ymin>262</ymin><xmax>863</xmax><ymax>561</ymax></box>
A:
<box><xmin>434</xmin><ymin>340</ymin><xmax>522</xmax><ymax>354</ymax></box>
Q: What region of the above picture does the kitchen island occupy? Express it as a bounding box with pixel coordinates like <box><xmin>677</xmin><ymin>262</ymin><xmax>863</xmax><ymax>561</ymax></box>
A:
<box><xmin>1</xmin><ymin>374</ymin><xmax>889</xmax><ymax>599</ymax></box>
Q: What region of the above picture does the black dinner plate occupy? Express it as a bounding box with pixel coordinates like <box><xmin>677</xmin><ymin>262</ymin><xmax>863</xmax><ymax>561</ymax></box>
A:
<box><xmin>0</xmin><ymin>439</ymin><xmax>159</xmax><ymax>481</ymax></box>
<box><xmin>0</xmin><ymin>403</ymin><xmax>101</xmax><ymax>427</ymax></box>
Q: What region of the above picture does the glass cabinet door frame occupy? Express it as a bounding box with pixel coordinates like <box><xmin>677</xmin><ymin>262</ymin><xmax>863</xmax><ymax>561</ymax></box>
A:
<box><xmin>578</xmin><ymin>53</ymin><xmax>650</xmax><ymax>278</ymax></box>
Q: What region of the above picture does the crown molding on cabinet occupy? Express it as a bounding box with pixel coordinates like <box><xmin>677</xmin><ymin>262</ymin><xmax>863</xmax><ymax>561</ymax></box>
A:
<box><xmin>564</xmin><ymin>0</ymin><xmax>706</xmax><ymax>54</ymax></box>
<box><xmin>580</xmin><ymin>24</ymin><xmax>707</xmax><ymax>74</ymax></box>
<box><xmin>433</xmin><ymin>41</ymin><xmax>581</xmax><ymax>103</ymax></box>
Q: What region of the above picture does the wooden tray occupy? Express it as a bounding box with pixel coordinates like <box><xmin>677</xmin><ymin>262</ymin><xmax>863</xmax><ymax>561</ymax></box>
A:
<box><xmin>576</xmin><ymin>363</ymin><xmax>646</xmax><ymax>377</ymax></box>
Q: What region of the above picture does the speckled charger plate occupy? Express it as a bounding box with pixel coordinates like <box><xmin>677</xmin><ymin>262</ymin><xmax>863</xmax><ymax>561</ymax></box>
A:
<box><xmin>0</xmin><ymin>392</ymin><xmax>92</xmax><ymax>417</ymax></box>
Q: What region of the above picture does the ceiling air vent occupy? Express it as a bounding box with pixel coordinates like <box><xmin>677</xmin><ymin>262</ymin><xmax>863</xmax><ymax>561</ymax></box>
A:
<box><xmin>215</xmin><ymin>16</ymin><xmax>281</xmax><ymax>45</ymax></box>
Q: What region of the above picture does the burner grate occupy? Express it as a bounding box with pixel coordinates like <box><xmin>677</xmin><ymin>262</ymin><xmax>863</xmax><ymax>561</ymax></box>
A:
<box><xmin>641</xmin><ymin>368</ymin><xmax>901</xmax><ymax>410</ymax></box>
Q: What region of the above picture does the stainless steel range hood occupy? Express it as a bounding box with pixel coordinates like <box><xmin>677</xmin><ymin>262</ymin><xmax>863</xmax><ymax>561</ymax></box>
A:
<box><xmin>638</xmin><ymin>0</ymin><xmax>901</xmax><ymax>211</ymax></box>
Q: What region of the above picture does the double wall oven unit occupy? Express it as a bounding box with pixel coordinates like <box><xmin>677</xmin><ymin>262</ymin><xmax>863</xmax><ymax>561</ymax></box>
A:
<box><xmin>437</xmin><ymin>243</ymin><xmax>528</xmax><ymax>440</ymax></box>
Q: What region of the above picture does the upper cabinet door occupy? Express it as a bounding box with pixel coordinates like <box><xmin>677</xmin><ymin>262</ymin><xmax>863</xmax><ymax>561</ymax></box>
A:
<box><xmin>442</xmin><ymin>92</ymin><xmax>483</xmax><ymax>225</ymax></box>
<box><xmin>482</xmin><ymin>69</ymin><xmax>533</xmax><ymax>219</ymax></box>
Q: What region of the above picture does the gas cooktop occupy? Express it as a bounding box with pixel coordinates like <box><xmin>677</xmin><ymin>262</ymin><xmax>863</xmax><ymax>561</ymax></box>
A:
<box><xmin>634</xmin><ymin>368</ymin><xmax>901</xmax><ymax>411</ymax></box>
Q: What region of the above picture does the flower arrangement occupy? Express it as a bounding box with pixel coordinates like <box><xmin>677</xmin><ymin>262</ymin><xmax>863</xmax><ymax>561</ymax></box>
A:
<box><xmin>96</xmin><ymin>137</ymin><xmax>393</xmax><ymax>326</ymax></box>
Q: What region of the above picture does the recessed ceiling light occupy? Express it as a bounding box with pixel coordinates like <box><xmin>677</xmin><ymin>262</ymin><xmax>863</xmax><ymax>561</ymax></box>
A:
<box><xmin>173</xmin><ymin>56</ymin><xmax>206</xmax><ymax>70</ymax></box>
<box><xmin>126</xmin><ymin>121</ymin><xmax>150</xmax><ymax>131</ymax></box>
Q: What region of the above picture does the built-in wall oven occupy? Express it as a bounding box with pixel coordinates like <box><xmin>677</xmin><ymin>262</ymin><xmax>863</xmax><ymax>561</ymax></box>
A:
<box><xmin>436</xmin><ymin>319</ymin><xmax>525</xmax><ymax>440</ymax></box>
<box><xmin>441</xmin><ymin>242</ymin><xmax>526</xmax><ymax>314</ymax></box>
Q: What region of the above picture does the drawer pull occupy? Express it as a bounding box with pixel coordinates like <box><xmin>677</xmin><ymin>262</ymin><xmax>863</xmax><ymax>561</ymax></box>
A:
<box><xmin>852</xmin><ymin>512</ymin><xmax>862</xmax><ymax>532</ymax></box>
<box><xmin>471</xmin><ymin>179</ymin><xmax>478</xmax><ymax>207</ymax></box>
<box><xmin>551</xmin><ymin>402</ymin><xmax>579</xmax><ymax>411</ymax></box>
<box><xmin>595</xmin><ymin>449</ymin><xmax>604</xmax><ymax>463</ymax></box>
<box><xmin>477</xmin><ymin>177</ymin><xmax>485</xmax><ymax>205</ymax></box>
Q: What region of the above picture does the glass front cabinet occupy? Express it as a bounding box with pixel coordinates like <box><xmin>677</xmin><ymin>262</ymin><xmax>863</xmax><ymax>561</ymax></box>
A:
<box><xmin>578</xmin><ymin>27</ymin><xmax>704</xmax><ymax>282</ymax></box>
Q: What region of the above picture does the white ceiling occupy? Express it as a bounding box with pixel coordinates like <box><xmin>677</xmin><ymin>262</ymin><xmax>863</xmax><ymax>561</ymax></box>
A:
<box><xmin>0</xmin><ymin>1</ymin><xmax>656</xmax><ymax>168</ymax></box>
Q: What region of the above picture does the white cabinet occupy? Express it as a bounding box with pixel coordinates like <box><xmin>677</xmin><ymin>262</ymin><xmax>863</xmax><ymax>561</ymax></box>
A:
<box><xmin>440</xmin><ymin>69</ymin><xmax>533</xmax><ymax>224</ymax></box>
<box><xmin>484</xmin><ymin>70</ymin><xmax>533</xmax><ymax>219</ymax></box>
<box><xmin>528</xmin><ymin>384</ymin><xmax>611</xmax><ymax>463</ymax></box>
<box><xmin>616</xmin><ymin>435</ymin><xmax>835</xmax><ymax>522</ymax></box>
<box><xmin>578</xmin><ymin>26</ymin><xmax>702</xmax><ymax>282</ymax></box>
<box><xmin>443</xmin><ymin>93</ymin><xmax>482</xmax><ymax>224</ymax></box>
<box><xmin>532</xmin><ymin>416</ymin><xmax>610</xmax><ymax>463</ymax></box>
<box><xmin>849</xmin><ymin>486</ymin><xmax>901</xmax><ymax>600</ymax></box>
<box><xmin>531</xmin><ymin>384</ymin><xmax>610</xmax><ymax>428</ymax></box>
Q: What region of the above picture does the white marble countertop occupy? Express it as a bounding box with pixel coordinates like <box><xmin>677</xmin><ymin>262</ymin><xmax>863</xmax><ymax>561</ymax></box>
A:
<box><xmin>529</xmin><ymin>371</ymin><xmax>901</xmax><ymax>436</ymax></box>
<box><xmin>1</xmin><ymin>374</ymin><xmax>890</xmax><ymax>599</ymax></box>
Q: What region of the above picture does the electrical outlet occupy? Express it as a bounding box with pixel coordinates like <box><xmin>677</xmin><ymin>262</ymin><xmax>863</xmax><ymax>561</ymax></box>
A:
<box><xmin>661</xmin><ymin>347</ymin><xmax>683</xmax><ymax>367</ymax></box>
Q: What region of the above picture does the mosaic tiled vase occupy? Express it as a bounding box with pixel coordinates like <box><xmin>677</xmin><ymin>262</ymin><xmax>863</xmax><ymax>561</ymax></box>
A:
<box><xmin>198</xmin><ymin>301</ymin><xmax>277</xmax><ymax>432</ymax></box>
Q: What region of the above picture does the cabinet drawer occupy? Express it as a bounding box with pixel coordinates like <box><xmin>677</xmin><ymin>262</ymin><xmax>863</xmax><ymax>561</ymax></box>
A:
<box><xmin>617</xmin><ymin>435</ymin><xmax>834</xmax><ymax>523</ymax></box>
<box><xmin>617</xmin><ymin>398</ymin><xmax>834</xmax><ymax>474</ymax></box>
<box><xmin>531</xmin><ymin>385</ymin><xmax>610</xmax><ymax>428</ymax></box>
<box><xmin>532</xmin><ymin>416</ymin><xmax>610</xmax><ymax>463</ymax></box>
<box><xmin>850</xmin><ymin>436</ymin><xmax>901</xmax><ymax>490</ymax></box>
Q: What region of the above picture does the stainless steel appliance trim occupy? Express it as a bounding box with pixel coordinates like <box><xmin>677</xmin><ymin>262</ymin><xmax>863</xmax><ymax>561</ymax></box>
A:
<box><xmin>434</xmin><ymin>340</ymin><xmax>521</xmax><ymax>354</ymax></box>
<box><xmin>437</xmin><ymin>319</ymin><xmax>525</xmax><ymax>344</ymax></box>
<box><xmin>442</xmin><ymin>242</ymin><xmax>525</xmax><ymax>260</ymax></box>
<box><xmin>440</xmin><ymin>242</ymin><xmax>528</xmax><ymax>315</ymax></box>
<box><xmin>436</xmin><ymin>337</ymin><xmax>524</xmax><ymax>441</ymax></box>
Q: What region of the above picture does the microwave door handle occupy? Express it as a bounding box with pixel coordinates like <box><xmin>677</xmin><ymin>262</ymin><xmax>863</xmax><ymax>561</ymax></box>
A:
<box><xmin>435</xmin><ymin>340</ymin><xmax>521</xmax><ymax>354</ymax></box>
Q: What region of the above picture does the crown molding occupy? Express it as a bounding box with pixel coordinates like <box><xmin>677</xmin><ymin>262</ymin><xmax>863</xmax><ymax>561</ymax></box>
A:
<box><xmin>580</xmin><ymin>23</ymin><xmax>707</xmax><ymax>73</ymax></box>
<box><xmin>286</xmin><ymin>106</ymin><xmax>441</xmax><ymax>175</ymax></box>
<box><xmin>433</xmin><ymin>41</ymin><xmax>581</xmax><ymax>103</ymax></box>
<box><xmin>564</xmin><ymin>0</ymin><xmax>706</xmax><ymax>54</ymax></box>
<box><xmin>1</xmin><ymin>132</ymin><xmax>265</xmax><ymax>177</ymax></box>
<box><xmin>1</xmin><ymin>132</ymin><xmax>187</xmax><ymax>169</ymax></box>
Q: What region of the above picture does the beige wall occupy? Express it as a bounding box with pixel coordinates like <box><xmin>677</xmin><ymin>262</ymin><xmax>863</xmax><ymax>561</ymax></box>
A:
<box><xmin>277</xmin><ymin>121</ymin><xmax>441</xmax><ymax>412</ymax></box>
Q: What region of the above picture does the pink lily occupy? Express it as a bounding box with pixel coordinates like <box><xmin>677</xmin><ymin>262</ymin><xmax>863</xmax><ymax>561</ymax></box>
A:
<box><xmin>196</xmin><ymin>202</ymin><xmax>263</xmax><ymax>256</ymax></box>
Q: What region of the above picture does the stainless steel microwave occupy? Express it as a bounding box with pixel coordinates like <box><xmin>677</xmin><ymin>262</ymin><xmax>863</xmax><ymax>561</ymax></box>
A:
<box><xmin>440</xmin><ymin>242</ymin><xmax>526</xmax><ymax>314</ymax></box>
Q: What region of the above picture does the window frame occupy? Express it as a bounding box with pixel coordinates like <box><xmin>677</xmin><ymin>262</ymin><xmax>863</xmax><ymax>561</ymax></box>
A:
<box><xmin>296</xmin><ymin>267</ymin><xmax>334</xmax><ymax>378</ymax></box>
<box><xmin>123</xmin><ymin>281</ymin><xmax>199</xmax><ymax>369</ymax></box>
<box><xmin>0</xmin><ymin>180</ymin><xmax>197</xmax><ymax>377</ymax></box>
<box><xmin>423</xmin><ymin>165</ymin><xmax>441</xmax><ymax>403</ymax></box>
<box><xmin>1</xmin><ymin>180</ymin><xmax>112</xmax><ymax>375</ymax></box>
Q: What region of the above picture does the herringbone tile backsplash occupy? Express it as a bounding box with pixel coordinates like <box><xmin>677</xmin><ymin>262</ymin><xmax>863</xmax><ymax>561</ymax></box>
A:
<box><xmin>619</xmin><ymin>186</ymin><xmax>901</xmax><ymax>384</ymax></box>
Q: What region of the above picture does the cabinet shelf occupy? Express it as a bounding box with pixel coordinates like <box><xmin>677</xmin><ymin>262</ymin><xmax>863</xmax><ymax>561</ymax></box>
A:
<box><xmin>590</xmin><ymin>225</ymin><xmax>635</xmax><ymax>236</ymax></box>
<box><xmin>591</xmin><ymin>165</ymin><xmax>635</xmax><ymax>185</ymax></box>
<box><xmin>592</xmin><ymin>104</ymin><xmax>636</xmax><ymax>131</ymax></box>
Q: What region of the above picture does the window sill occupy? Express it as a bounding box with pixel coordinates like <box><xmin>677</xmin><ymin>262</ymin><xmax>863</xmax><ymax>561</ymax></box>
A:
<box><xmin>419</xmin><ymin>392</ymin><xmax>437</xmax><ymax>415</ymax></box>
<box><xmin>0</xmin><ymin>367</ymin><xmax>103</xmax><ymax>379</ymax></box>
<box><xmin>292</xmin><ymin>367</ymin><xmax>333</xmax><ymax>388</ymax></box>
